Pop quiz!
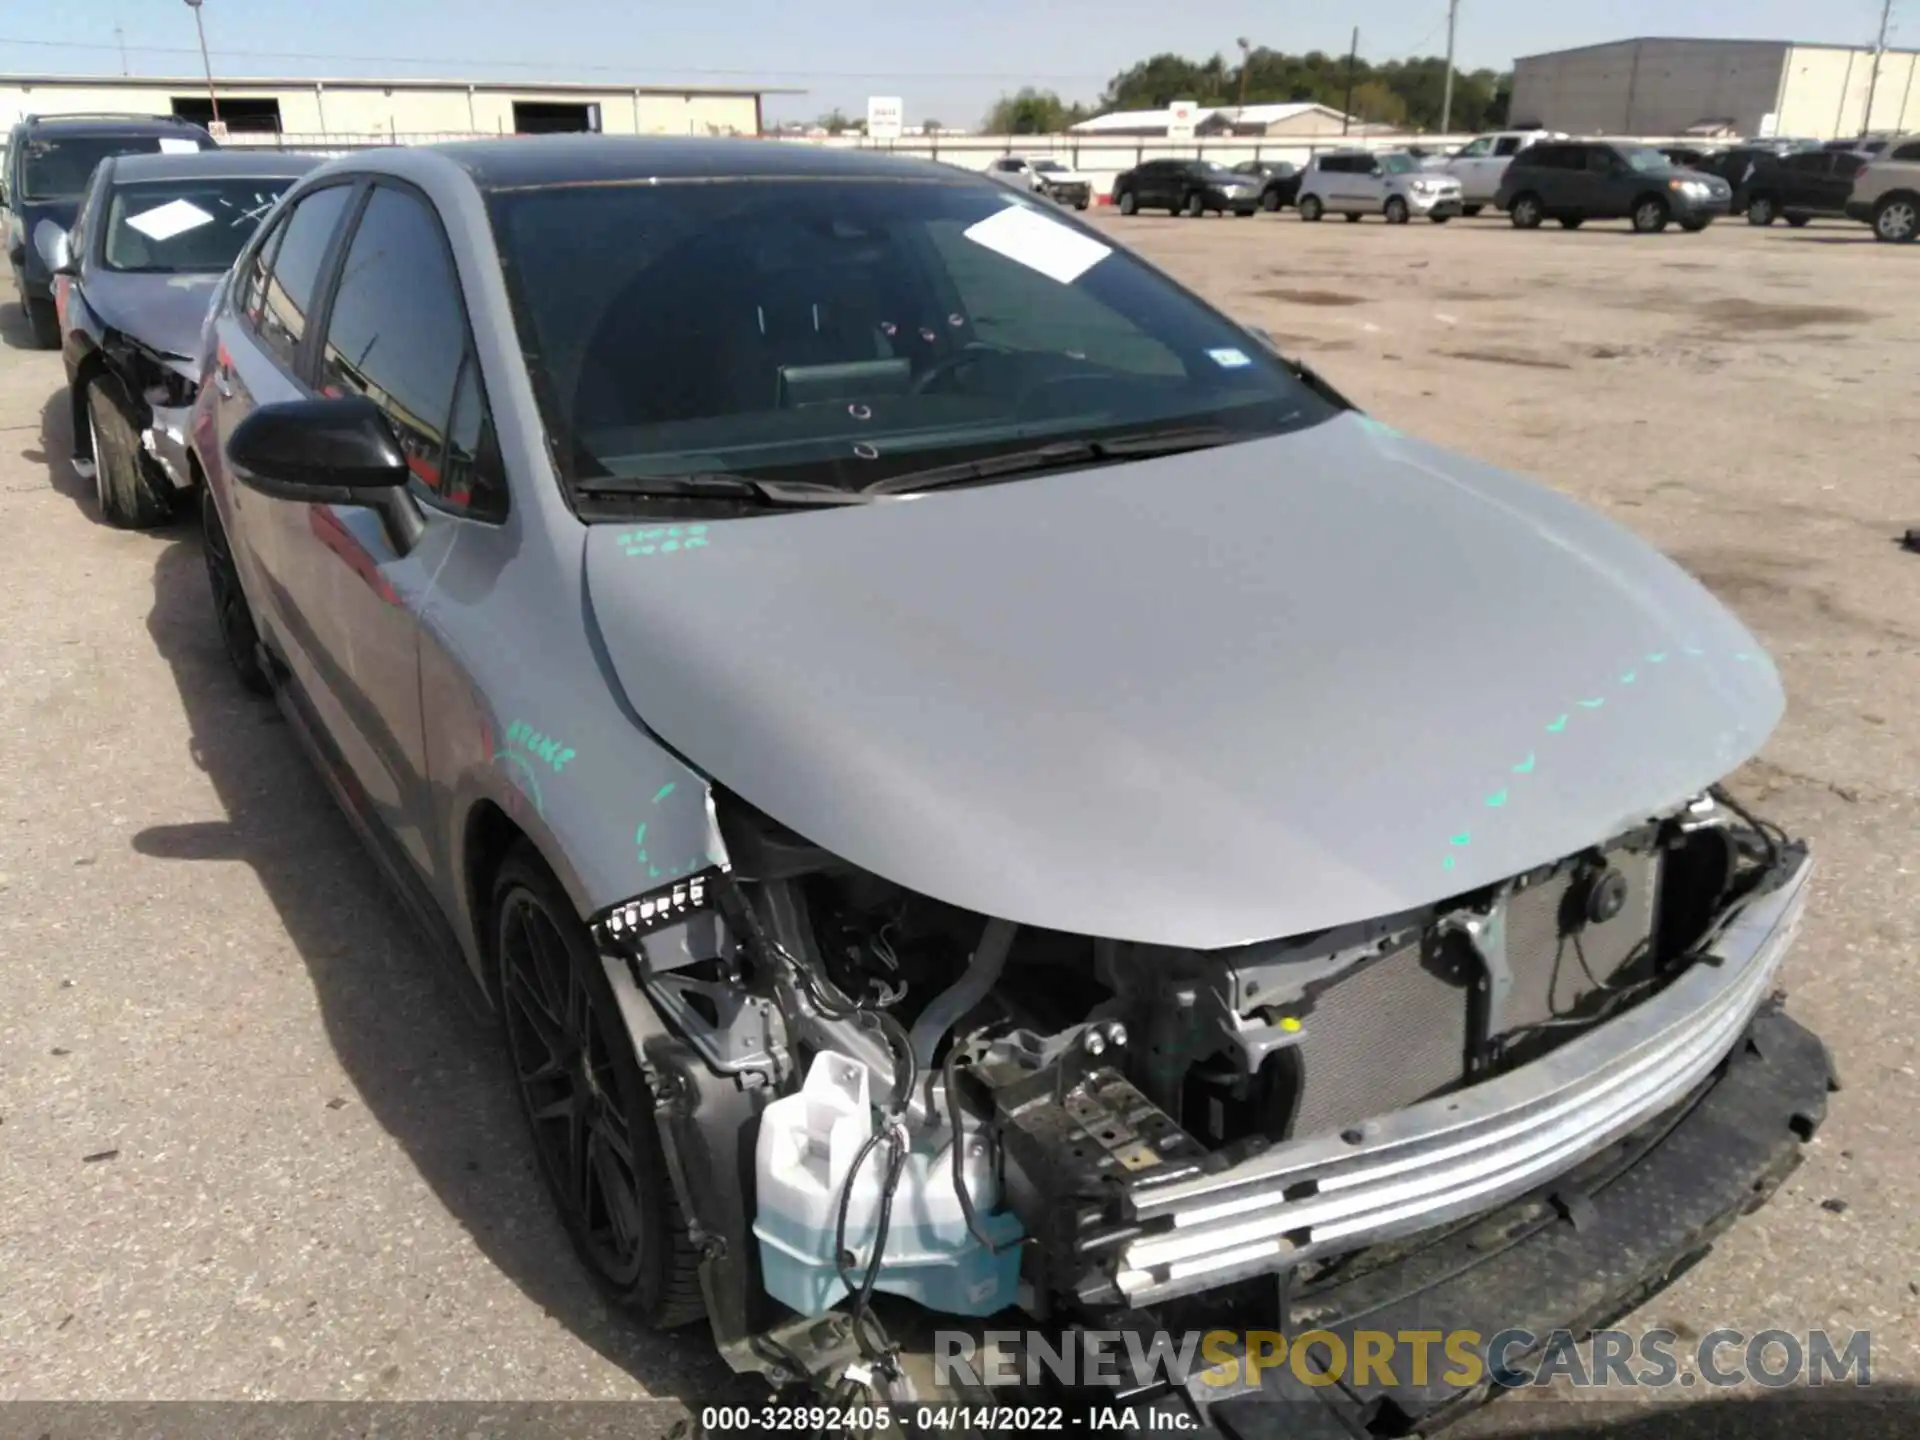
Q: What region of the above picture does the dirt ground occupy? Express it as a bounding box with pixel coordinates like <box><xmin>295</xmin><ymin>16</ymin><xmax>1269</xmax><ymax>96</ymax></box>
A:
<box><xmin>0</xmin><ymin>207</ymin><xmax>1915</xmax><ymax>1432</ymax></box>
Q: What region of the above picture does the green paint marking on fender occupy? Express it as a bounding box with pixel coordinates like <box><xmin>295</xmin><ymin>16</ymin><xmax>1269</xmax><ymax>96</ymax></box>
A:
<box><xmin>652</xmin><ymin>782</ymin><xmax>676</xmax><ymax>803</ymax></box>
<box><xmin>1646</xmin><ymin>652</ymin><xmax>1667</xmax><ymax>663</ymax></box>
<box><xmin>1512</xmin><ymin>752</ymin><xmax>1536</xmax><ymax>774</ymax></box>
<box><xmin>1450</xmin><ymin>831</ymin><xmax>1472</xmax><ymax>847</ymax></box>
<box><xmin>1577</xmin><ymin>697</ymin><xmax>1605</xmax><ymax>709</ymax></box>
<box><xmin>1485</xmin><ymin>789</ymin><xmax>1508</xmax><ymax>808</ymax></box>
<box><xmin>1442</xmin><ymin>854</ymin><xmax>1457</xmax><ymax>870</ymax></box>
<box><xmin>1683</xmin><ymin>645</ymin><xmax>1704</xmax><ymax>657</ymax></box>
<box><xmin>1546</xmin><ymin>714</ymin><xmax>1569</xmax><ymax>732</ymax></box>
<box><xmin>1733</xmin><ymin>651</ymin><xmax>1753</xmax><ymax>662</ymax></box>
<box><xmin>503</xmin><ymin>720</ymin><xmax>576</xmax><ymax>774</ymax></box>
<box><xmin>1619</xmin><ymin>670</ymin><xmax>1636</xmax><ymax>684</ymax></box>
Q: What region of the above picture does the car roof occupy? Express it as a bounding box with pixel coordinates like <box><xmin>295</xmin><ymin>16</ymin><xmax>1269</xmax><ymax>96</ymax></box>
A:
<box><xmin>17</xmin><ymin>112</ymin><xmax>209</xmax><ymax>138</ymax></box>
<box><xmin>426</xmin><ymin>134</ymin><xmax>979</xmax><ymax>191</ymax></box>
<box><xmin>102</xmin><ymin>149</ymin><xmax>321</xmax><ymax>183</ymax></box>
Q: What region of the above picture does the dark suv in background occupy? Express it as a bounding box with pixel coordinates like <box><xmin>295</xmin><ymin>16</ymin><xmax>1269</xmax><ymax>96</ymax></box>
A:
<box><xmin>4</xmin><ymin>112</ymin><xmax>217</xmax><ymax>346</ymax></box>
<box><xmin>1111</xmin><ymin>158</ymin><xmax>1262</xmax><ymax>216</ymax></box>
<box><xmin>1742</xmin><ymin>148</ymin><xmax>1872</xmax><ymax>226</ymax></box>
<box><xmin>1496</xmin><ymin>140</ymin><xmax>1732</xmax><ymax>233</ymax></box>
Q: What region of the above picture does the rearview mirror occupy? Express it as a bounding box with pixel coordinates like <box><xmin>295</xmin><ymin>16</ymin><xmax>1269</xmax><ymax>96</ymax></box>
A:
<box><xmin>228</xmin><ymin>396</ymin><xmax>411</xmax><ymax>500</ymax></box>
<box><xmin>33</xmin><ymin>220</ymin><xmax>71</xmax><ymax>276</ymax></box>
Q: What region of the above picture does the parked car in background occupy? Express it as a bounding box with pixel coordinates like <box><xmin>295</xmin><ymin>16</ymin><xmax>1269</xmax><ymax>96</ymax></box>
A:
<box><xmin>1111</xmin><ymin>158</ymin><xmax>1261</xmax><ymax>216</ymax></box>
<box><xmin>1824</xmin><ymin>134</ymin><xmax>1898</xmax><ymax>156</ymax></box>
<box><xmin>186</xmin><ymin>135</ymin><xmax>1826</xmax><ymax>1429</ymax></box>
<box><xmin>985</xmin><ymin>155</ymin><xmax>1091</xmax><ymax>210</ymax></box>
<box><xmin>49</xmin><ymin>148</ymin><xmax>317</xmax><ymax>527</ymax></box>
<box><xmin>1231</xmin><ymin>158</ymin><xmax>1302</xmax><ymax>211</ymax></box>
<box><xmin>1743</xmin><ymin>148</ymin><xmax>1870</xmax><ymax>226</ymax></box>
<box><xmin>1695</xmin><ymin>145</ymin><xmax>1799</xmax><ymax>213</ymax></box>
<box><xmin>1444</xmin><ymin>128</ymin><xmax>1560</xmax><ymax>214</ymax></box>
<box><xmin>1846</xmin><ymin>135</ymin><xmax>1920</xmax><ymax>242</ymax></box>
<box><xmin>1657</xmin><ymin>144</ymin><xmax>1723</xmax><ymax>169</ymax></box>
<box><xmin>1296</xmin><ymin>149</ymin><xmax>1464</xmax><ymax>224</ymax></box>
<box><xmin>4</xmin><ymin>111</ymin><xmax>217</xmax><ymax>347</ymax></box>
<box><xmin>1497</xmin><ymin>140</ymin><xmax>1731</xmax><ymax>233</ymax></box>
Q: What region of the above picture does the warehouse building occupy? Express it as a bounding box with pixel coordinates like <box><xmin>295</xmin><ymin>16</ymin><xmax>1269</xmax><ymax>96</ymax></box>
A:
<box><xmin>1511</xmin><ymin>38</ymin><xmax>1920</xmax><ymax>140</ymax></box>
<box><xmin>0</xmin><ymin>73</ymin><xmax>789</xmax><ymax>143</ymax></box>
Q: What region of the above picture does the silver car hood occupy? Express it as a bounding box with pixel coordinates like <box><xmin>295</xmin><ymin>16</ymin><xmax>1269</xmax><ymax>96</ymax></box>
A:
<box><xmin>583</xmin><ymin>412</ymin><xmax>1781</xmax><ymax>949</ymax></box>
<box><xmin>79</xmin><ymin>269</ymin><xmax>221</xmax><ymax>360</ymax></box>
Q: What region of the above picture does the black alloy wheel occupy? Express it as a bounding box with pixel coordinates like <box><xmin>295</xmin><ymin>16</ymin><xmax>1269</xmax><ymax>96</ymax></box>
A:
<box><xmin>200</xmin><ymin>491</ymin><xmax>271</xmax><ymax>695</ymax></box>
<box><xmin>494</xmin><ymin>846</ymin><xmax>703</xmax><ymax>1327</ymax></box>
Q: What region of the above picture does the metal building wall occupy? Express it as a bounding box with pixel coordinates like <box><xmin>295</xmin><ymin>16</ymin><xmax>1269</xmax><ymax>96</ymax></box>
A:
<box><xmin>1510</xmin><ymin>40</ymin><xmax>1791</xmax><ymax>136</ymax></box>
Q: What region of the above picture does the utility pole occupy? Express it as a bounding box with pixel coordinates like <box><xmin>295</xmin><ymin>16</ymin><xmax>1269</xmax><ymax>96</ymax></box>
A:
<box><xmin>1862</xmin><ymin>0</ymin><xmax>1895</xmax><ymax>136</ymax></box>
<box><xmin>1440</xmin><ymin>0</ymin><xmax>1461</xmax><ymax>134</ymax></box>
<box><xmin>1342</xmin><ymin>27</ymin><xmax>1359</xmax><ymax>134</ymax></box>
<box><xmin>183</xmin><ymin>0</ymin><xmax>221</xmax><ymax>127</ymax></box>
<box><xmin>114</xmin><ymin>22</ymin><xmax>129</xmax><ymax>76</ymax></box>
<box><xmin>1237</xmin><ymin>36</ymin><xmax>1253</xmax><ymax>113</ymax></box>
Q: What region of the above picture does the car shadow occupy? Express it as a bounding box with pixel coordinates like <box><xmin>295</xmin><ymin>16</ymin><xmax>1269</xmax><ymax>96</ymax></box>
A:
<box><xmin>0</xmin><ymin>289</ymin><xmax>49</xmax><ymax>351</ymax></box>
<box><xmin>26</xmin><ymin>382</ymin><xmax>96</xmax><ymax>514</ymax></box>
<box><xmin>125</xmin><ymin>507</ymin><xmax>754</xmax><ymax>1408</ymax></box>
<box><xmin>1774</xmin><ymin>233</ymin><xmax>1882</xmax><ymax>245</ymax></box>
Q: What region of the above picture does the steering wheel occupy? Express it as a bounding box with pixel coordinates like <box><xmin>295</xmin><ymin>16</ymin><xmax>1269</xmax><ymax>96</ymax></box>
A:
<box><xmin>910</xmin><ymin>341</ymin><xmax>1017</xmax><ymax>395</ymax></box>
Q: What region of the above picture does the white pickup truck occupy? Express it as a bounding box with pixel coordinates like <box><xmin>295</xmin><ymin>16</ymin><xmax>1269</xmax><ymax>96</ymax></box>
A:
<box><xmin>1444</xmin><ymin>128</ymin><xmax>1564</xmax><ymax>213</ymax></box>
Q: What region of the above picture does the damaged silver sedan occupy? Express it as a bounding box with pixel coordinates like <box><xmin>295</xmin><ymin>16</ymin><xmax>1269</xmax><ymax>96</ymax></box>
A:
<box><xmin>186</xmin><ymin>136</ymin><xmax>1832</xmax><ymax>1432</ymax></box>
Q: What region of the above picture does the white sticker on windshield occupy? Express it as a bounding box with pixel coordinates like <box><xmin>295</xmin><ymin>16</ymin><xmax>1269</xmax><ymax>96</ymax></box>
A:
<box><xmin>962</xmin><ymin>203</ymin><xmax>1110</xmax><ymax>285</ymax></box>
<box><xmin>125</xmin><ymin>198</ymin><xmax>216</xmax><ymax>241</ymax></box>
<box><xmin>1208</xmin><ymin>347</ymin><xmax>1252</xmax><ymax>368</ymax></box>
<box><xmin>157</xmin><ymin>138</ymin><xmax>200</xmax><ymax>154</ymax></box>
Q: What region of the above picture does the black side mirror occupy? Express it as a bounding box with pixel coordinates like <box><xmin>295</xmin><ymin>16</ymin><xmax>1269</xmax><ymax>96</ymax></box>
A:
<box><xmin>229</xmin><ymin>396</ymin><xmax>428</xmax><ymax>551</ymax></box>
<box><xmin>228</xmin><ymin>395</ymin><xmax>411</xmax><ymax>499</ymax></box>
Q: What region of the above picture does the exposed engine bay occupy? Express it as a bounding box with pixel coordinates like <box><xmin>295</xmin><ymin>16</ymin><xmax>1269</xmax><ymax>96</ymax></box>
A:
<box><xmin>591</xmin><ymin>784</ymin><xmax>1807</xmax><ymax>1406</ymax></box>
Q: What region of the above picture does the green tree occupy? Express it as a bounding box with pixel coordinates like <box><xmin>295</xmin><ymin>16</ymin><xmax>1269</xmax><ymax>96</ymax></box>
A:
<box><xmin>817</xmin><ymin>108</ymin><xmax>851</xmax><ymax>135</ymax></box>
<box><xmin>1096</xmin><ymin>47</ymin><xmax>1513</xmax><ymax>132</ymax></box>
<box><xmin>983</xmin><ymin>88</ymin><xmax>1091</xmax><ymax>135</ymax></box>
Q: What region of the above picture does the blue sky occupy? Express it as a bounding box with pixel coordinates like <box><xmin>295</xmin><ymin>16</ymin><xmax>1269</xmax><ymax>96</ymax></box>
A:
<box><xmin>3</xmin><ymin>1</ymin><xmax>1901</xmax><ymax>127</ymax></box>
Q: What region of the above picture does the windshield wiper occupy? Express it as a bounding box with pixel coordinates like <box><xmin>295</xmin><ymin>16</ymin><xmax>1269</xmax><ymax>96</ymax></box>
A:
<box><xmin>861</xmin><ymin>424</ymin><xmax>1251</xmax><ymax>495</ymax></box>
<box><xmin>574</xmin><ymin>472</ymin><xmax>870</xmax><ymax>507</ymax></box>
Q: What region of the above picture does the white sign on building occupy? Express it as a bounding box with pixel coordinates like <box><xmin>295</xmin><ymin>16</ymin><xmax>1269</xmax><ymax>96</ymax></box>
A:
<box><xmin>1168</xmin><ymin>99</ymin><xmax>1200</xmax><ymax>142</ymax></box>
<box><xmin>866</xmin><ymin>96</ymin><xmax>903</xmax><ymax>141</ymax></box>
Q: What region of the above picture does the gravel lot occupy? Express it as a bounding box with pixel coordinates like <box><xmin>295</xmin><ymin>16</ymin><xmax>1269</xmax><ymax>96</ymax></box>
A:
<box><xmin>1</xmin><ymin>208</ymin><xmax>1915</xmax><ymax>1431</ymax></box>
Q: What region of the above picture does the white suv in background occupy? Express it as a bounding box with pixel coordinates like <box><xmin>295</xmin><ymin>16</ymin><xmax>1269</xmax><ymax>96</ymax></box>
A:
<box><xmin>1445</xmin><ymin>129</ymin><xmax>1562</xmax><ymax>213</ymax></box>
<box><xmin>1296</xmin><ymin>150</ymin><xmax>1465</xmax><ymax>224</ymax></box>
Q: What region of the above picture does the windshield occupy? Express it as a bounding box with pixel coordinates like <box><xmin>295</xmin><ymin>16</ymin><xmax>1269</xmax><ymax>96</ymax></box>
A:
<box><xmin>1029</xmin><ymin>160</ymin><xmax>1067</xmax><ymax>173</ymax></box>
<box><xmin>1378</xmin><ymin>153</ymin><xmax>1418</xmax><ymax>175</ymax></box>
<box><xmin>1618</xmin><ymin>146</ymin><xmax>1670</xmax><ymax>173</ymax></box>
<box><xmin>103</xmin><ymin>177</ymin><xmax>295</xmax><ymax>272</ymax></box>
<box><xmin>22</xmin><ymin>135</ymin><xmax>202</xmax><ymax>201</ymax></box>
<box><xmin>487</xmin><ymin>179</ymin><xmax>1334</xmax><ymax>497</ymax></box>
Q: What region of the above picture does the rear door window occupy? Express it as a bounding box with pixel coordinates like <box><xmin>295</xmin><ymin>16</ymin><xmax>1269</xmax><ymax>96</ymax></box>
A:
<box><xmin>1891</xmin><ymin>141</ymin><xmax>1920</xmax><ymax>161</ymax></box>
<box><xmin>254</xmin><ymin>183</ymin><xmax>354</xmax><ymax>371</ymax></box>
<box><xmin>1494</xmin><ymin>136</ymin><xmax>1524</xmax><ymax>157</ymax></box>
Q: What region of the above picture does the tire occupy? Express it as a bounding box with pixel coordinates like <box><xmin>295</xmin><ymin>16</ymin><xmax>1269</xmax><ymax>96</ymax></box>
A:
<box><xmin>1261</xmin><ymin>188</ymin><xmax>1282</xmax><ymax>212</ymax></box>
<box><xmin>1429</xmin><ymin>213</ymin><xmax>1452</xmax><ymax>224</ymax></box>
<box><xmin>1074</xmin><ymin>199</ymin><xmax>1089</xmax><ymax>211</ymax></box>
<box><xmin>1461</xmin><ymin>203</ymin><xmax>1484</xmax><ymax>217</ymax></box>
<box><xmin>1182</xmin><ymin>191</ymin><xmax>1205</xmax><ymax>218</ymax></box>
<box><xmin>1344</xmin><ymin>211</ymin><xmax>1363</xmax><ymax>223</ymax></box>
<box><xmin>1298</xmin><ymin>194</ymin><xmax>1324</xmax><ymax>222</ymax></box>
<box><xmin>1873</xmin><ymin>193</ymin><xmax>1919</xmax><ymax>243</ymax></box>
<box><xmin>26</xmin><ymin>297</ymin><xmax>59</xmax><ymax>349</ymax></box>
<box><xmin>1680</xmin><ymin>217</ymin><xmax>1711</xmax><ymax>232</ymax></box>
<box><xmin>494</xmin><ymin>843</ymin><xmax>705</xmax><ymax>1330</ymax></box>
<box><xmin>1632</xmin><ymin>196</ymin><xmax>1670</xmax><ymax>233</ymax></box>
<box><xmin>200</xmin><ymin>487</ymin><xmax>272</xmax><ymax>697</ymax></box>
<box><xmin>1558</xmin><ymin>215</ymin><xmax>1584</xmax><ymax>229</ymax></box>
<box><xmin>86</xmin><ymin>376</ymin><xmax>173</xmax><ymax>529</ymax></box>
<box><xmin>1786</xmin><ymin>213</ymin><xmax>1810</xmax><ymax>228</ymax></box>
<box><xmin>1747</xmin><ymin>196</ymin><xmax>1776</xmax><ymax>226</ymax></box>
<box><xmin>1116</xmin><ymin>189</ymin><xmax>1137</xmax><ymax>215</ymax></box>
<box><xmin>1509</xmin><ymin>193</ymin><xmax>1544</xmax><ymax>229</ymax></box>
<box><xmin>1385</xmin><ymin>196</ymin><xmax>1410</xmax><ymax>224</ymax></box>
